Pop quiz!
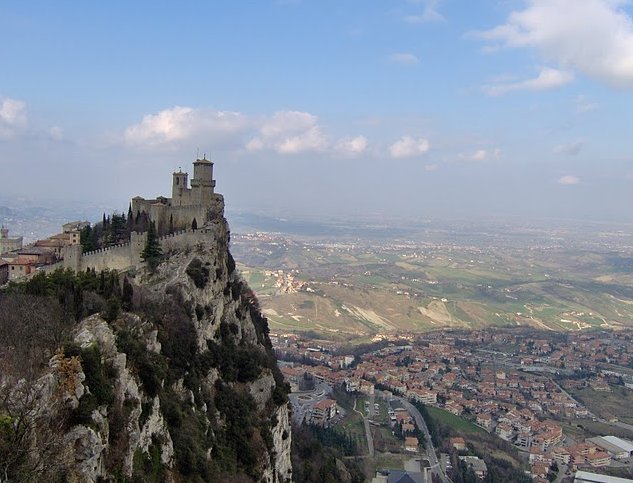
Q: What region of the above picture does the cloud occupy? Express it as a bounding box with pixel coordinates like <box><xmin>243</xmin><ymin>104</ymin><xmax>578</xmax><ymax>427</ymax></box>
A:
<box><xmin>0</xmin><ymin>97</ymin><xmax>28</xmax><ymax>138</ymax></box>
<box><xmin>424</xmin><ymin>164</ymin><xmax>438</xmax><ymax>172</ymax></box>
<box><xmin>125</xmin><ymin>106</ymin><xmax>250</xmax><ymax>147</ymax></box>
<box><xmin>125</xmin><ymin>106</ymin><xmax>368</xmax><ymax>157</ymax></box>
<box><xmin>389</xmin><ymin>53</ymin><xmax>420</xmax><ymax>65</ymax></box>
<box><xmin>404</xmin><ymin>0</ymin><xmax>444</xmax><ymax>23</ymax></box>
<box><xmin>389</xmin><ymin>136</ymin><xmax>430</xmax><ymax>158</ymax></box>
<box><xmin>554</xmin><ymin>141</ymin><xmax>584</xmax><ymax>155</ymax></box>
<box><xmin>483</xmin><ymin>67</ymin><xmax>574</xmax><ymax>95</ymax></box>
<box><xmin>574</xmin><ymin>95</ymin><xmax>600</xmax><ymax>113</ymax></box>
<box><xmin>458</xmin><ymin>148</ymin><xmax>501</xmax><ymax>162</ymax></box>
<box><xmin>473</xmin><ymin>0</ymin><xmax>633</xmax><ymax>89</ymax></box>
<box><xmin>558</xmin><ymin>175</ymin><xmax>581</xmax><ymax>185</ymax></box>
<box><xmin>48</xmin><ymin>126</ymin><xmax>64</xmax><ymax>141</ymax></box>
<box><xmin>334</xmin><ymin>136</ymin><xmax>368</xmax><ymax>157</ymax></box>
<box><xmin>247</xmin><ymin>111</ymin><xmax>327</xmax><ymax>155</ymax></box>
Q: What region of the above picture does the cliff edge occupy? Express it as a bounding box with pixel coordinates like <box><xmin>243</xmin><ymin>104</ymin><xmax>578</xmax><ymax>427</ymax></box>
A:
<box><xmin>0</xmin><ymin>214</ymin><xmax>292</xmax><ymax>482</ymax></box>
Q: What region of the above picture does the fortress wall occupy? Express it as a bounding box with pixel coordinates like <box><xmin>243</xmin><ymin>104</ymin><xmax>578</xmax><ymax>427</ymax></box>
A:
<box><xmin>80</xmin><ymin>243</ymin><xmax>134</xmax><ymax>272</ymax></box>
<box><xmin>35</xmin><ymin>194</ymin><xmax>225</xmax><ymax>277</ymax></box>
<box><xmin>158</xmin><ymin>224</ymin><xmax>223</xmax><ymax>254</ymax></box>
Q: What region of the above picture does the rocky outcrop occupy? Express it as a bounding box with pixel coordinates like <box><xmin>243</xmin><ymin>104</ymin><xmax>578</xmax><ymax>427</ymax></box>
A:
<box><xmin>49</xmin><ymin>215</ymin><xmax>292</xmax><ymax>482</ymax></box>
<box><xmin>3</xmin><ymin>213</ymin><xmax>292</xmax><ymax>482</ymax></box>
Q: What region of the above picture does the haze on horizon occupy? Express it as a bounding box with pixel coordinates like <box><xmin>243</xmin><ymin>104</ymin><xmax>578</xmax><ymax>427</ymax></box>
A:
<box><xmin>2</xmin><ymin>1</ymin><xmax>633</xmax><ymax>223</ymax></box>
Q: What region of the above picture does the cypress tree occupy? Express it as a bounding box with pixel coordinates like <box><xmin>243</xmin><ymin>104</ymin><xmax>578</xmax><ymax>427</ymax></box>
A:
<box><xmin>141</xmin><ymin>221</ymin><xmax>162</xmax><ymax>271</ymax></box>
<box><xmin>191</xmin><ymin>218</ymin><xmax>198</xmax><ymax>231</ymax></box>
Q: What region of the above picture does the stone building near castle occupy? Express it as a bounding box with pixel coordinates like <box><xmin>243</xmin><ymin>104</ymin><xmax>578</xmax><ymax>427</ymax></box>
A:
<box><xmin>131</xmin><ymin>157</ymin><xmax>224</xmax><ymax>235</ymax></box>
<box><xmin>49</xmin><ymin>158</ymin><xmax>226</xmax><ymax>275</ymax></box>
<box><xmin>0</xmin><ymin>226</ymin><xmax>23</xmax><ymax>255</ymax></box>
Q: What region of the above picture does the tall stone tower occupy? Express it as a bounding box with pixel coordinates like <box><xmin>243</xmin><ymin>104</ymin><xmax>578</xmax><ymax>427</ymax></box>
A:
<box><xmin>172</xmin><ymin>170</ymin><xmax>189</xmax><ymax>206</ymax></box>
<box><xmin>190</xmin><ymin>156</ymin><xmax>216</xmax><ymax>205</ymax></box>
<box><xmin>0</xmin><ymin>226</ymin><xmax>7</xmax><ymax>239</ymax></box>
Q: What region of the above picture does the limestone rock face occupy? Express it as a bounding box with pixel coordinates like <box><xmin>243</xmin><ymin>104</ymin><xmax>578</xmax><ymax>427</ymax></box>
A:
<box><xmin>38</xmin><ymin>215</ymin><xmax>292</xmax><ymax>482</ymax></box>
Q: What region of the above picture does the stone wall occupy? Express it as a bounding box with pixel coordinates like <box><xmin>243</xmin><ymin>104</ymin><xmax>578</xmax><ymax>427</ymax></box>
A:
<box><xmin>133</xmin><ymin>193</ymin><xmax>224</xmax><ymax>235</ymax></box>
<box><xmin>43</xmin><ymin>223</ymin><xmax>226</xmax><ymax>276</ymax></box>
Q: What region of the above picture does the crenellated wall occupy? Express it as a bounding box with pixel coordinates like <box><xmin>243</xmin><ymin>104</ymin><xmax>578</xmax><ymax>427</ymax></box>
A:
<box><xmin>42</xmin><ymin>221</ymin><xmax>227</xmax><ymax>276</ymax></box>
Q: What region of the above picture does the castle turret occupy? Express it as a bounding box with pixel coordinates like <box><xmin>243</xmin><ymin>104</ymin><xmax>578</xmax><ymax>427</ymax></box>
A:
<box><xmin>172</xmin><ymin>169</ymin><xmax>189</xmax><ymax>206</ymax></box>
<box><xmin>0</xmin><ymin>226</ymin><xmax>7</xmax><ymax>239</ymax></box>
<box><xmin>190</xmin><ymin>156</ymin><xmax>216</xmax><ymax>204</ymax></box>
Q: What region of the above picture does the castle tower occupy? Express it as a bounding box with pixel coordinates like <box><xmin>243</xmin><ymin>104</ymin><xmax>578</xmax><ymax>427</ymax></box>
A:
<box><xmin>190</xmin><ymin>156</ymin><xmax>216</xmax><ymax>204</ymax></box>
<box><xmin>172</xmin><ymin>169</ymin><xmax>189</xmax><ymax>206</ymax></box>
<box><xmin>0</xmin><ymin>226</ymin><xmax>7</xmax><ymax>239</ymax></box>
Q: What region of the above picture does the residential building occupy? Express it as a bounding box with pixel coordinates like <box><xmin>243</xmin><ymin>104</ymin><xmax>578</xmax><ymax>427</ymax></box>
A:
<box><xmin>311</xmin><ymin>399</ymin><xmax>337</xmax><ymax>426</ymax></box>
<box><xmin>450</xmin><ymin>437</ymin><xmax>467</xmax><ymax>451</ymax></box>
<box><xmin>459</xmin><ymin>456</ymin><xmax>488</xmax><ymax>479</ymax></box>
<box><xmin>404</xmin><ymin>436</ymin><xmax>419</xmax><ymax>452</ymax></box>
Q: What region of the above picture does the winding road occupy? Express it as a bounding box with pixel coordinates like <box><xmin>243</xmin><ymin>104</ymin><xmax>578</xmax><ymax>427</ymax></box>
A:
<box><xmin>394</xmin><ymin>396</ymin><xmax>452</xmax><ymax>483</ymax></box>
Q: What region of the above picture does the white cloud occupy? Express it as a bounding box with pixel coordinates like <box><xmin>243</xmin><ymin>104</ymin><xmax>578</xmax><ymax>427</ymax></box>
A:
<box><xmin>558</xmin><ymin>175</ymin><xmax>581</xmax><ymax>185</ymax></box>
<box><xmin>404</xmin><ymin>0</ymin><xmax>444</xmax><ymax>23</ymax></box>
<box><xmin>49</xmin><ymin>126</ymin><xmax>64</xmax><ymax>141</ymax></box>
<box><xmin>389</xmin><ymin>136</ymin><xmax>430</xmax><ymax>158</ymax></box>
<box><xmin>424</xmin><ymin>164</ymin><xmax>438</xmax><ymax>171</ymax></box>
<box><xmin>574</xmin><ymin>95</ymin><xmax>600</xmax><ymax>113</ymax></box>
<box><xmin>483</xmin><ymin>67</ymin><xmax>574</xmax><ymax>96</ymax></box>
<box><xmin>0</xmin><ymin>97</ymin><xmax>28</xmax><ymax>138</ymax></box>
<box><xmin>126</xmin><ymin>106</ymin><xmax>368</xmax><ymax>157</ymax></box>
<box><xmin>389</xmin><ymin>53</ymin><xmax>420</xmax><ymax>65</ymax></box>
<box><xmin>124</xmin><ymin>106</ymin><xmax>251</xmax><ymax>146</ymax></box>
<box><xmin>554</xmin><ymin>141</ymin><xmax>584</xmax><ymax>155</ymax></box>
<box><xmin>458</xmin><ymin>148</ymin><xmax>501</xmax><ymax>162</ymax></box>
<box><xmin>334</xmin><ymin>136</ymin><xmax>368</xmax><ymax>157</ymax></box>
<box><xmin>472</xmin><ymin>149</ymin><xmax>487</xmax><ymax>161</ymax></box>
<box><xmin>474</xmin><ymin>0</ymin><xmax>633</xmax><ymax>88</ymax></box>
<box><xmin>247</xmin><ymin>111</ymin><xmax>327</xmax><ymax>155</ymax></box>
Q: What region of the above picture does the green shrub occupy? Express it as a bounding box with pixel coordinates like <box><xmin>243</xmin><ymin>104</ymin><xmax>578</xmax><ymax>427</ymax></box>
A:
<box><xmin>186</xmin><ymin>258</ymin><xmax>210</xmax><ymax>289</ymax></box>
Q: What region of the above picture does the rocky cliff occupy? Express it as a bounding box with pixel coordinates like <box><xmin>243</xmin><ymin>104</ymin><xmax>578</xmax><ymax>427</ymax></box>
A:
<box><xmin>0</xmin><ymin>216</ymin><xmax>292</xmax><ymax>482</ymax></box>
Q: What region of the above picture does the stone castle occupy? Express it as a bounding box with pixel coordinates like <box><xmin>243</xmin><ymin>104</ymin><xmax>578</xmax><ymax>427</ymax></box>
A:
<box><xmin>52</xmin><ymin>158</ymin><xmax>225</xmax><ymax>274</ymax></box>
<box><xmin>132</xmin><ymin>156</ymin><xmax>224</xmax><ymax>235</ymax></box>
<box><xmin>0</xmin><ymin>226</ymin><xmax>23</xmax><ymax>255</ymax></box>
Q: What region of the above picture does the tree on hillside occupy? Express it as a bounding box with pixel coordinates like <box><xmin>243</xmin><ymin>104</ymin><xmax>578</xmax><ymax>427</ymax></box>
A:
<box><xmin>191</xmin><ymin>218</ymin><xmax>198</xmax><ymax>231</ymax></box>
<box><xmin>141</xmin><ymin>221</ymin><xmax>162</xmax><ymax>271</ymax></box>
<box><xmin>80</xmin><ymin>225</ymin><xmax>98</xmax><ymax>253</ymax></box>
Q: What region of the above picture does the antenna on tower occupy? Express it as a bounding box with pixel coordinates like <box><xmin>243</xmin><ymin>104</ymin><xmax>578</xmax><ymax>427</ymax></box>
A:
<box><xmin>196</xmin><ymin>147</ymin><xmax>200</xmax><ymax>160</ymax></box>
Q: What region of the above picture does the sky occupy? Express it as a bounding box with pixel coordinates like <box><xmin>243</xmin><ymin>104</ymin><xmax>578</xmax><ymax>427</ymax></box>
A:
<box><xmin>2</xmin><ymin>0</ymin><xmax>633</xmax><ymax>223</ymax></box>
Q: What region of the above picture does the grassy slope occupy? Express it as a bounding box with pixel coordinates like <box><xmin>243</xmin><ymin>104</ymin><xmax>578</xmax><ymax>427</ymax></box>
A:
<box><xmin>426</xmin><ymin>407</ymin><xmax>486</xmax><ymax>434</ymax></box>
<box><xmin>236</xmin><ymin>240</ymin><xmax>633</xmax><ymax>341</ymax></box>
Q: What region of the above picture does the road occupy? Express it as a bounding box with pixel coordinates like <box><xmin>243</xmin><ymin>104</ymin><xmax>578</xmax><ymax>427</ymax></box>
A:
<box><xmin>395</xmin><ymin>396</ymin><xmax>452</xmax><ymax>483</ymax></box>
<box><xmin>353</xmin><ymin>395</ymin><xmax>375</xmax><ymax>457</ymax></box>
<box><xmin>288</xmin><ymin>381</ymin><xmax>331</xmax><ymax>424</ymax></box>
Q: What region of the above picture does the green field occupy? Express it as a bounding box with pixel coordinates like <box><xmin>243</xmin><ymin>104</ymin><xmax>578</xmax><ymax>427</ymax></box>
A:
<box><xmin>426</xmin><ymin>407</ymin><xmax>486</xmax><ymax>434</ymax></box>
<box><xmin>569</xmin><ymin>386</ymin><xmax>633</xmax><ymax>426</ymax></box>
<box><xmin>232</xmin><ymin>226</ymin><xmax>633</xmax><ymax>341</ymax></box>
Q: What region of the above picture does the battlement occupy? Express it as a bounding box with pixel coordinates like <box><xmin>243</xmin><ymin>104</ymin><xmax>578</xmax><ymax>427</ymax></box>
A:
<box><xmin>47</xmin><ymin>222</ymin><xmax>226</xmax><ymax>276</ymax></box>
<box><xmin>132</xmin><ymin>159</ymin><xmax>223</xmax><ymax>235</ymax></box>
<box><xmin>40</xmin><ymin>159</ymin><xmax>227</xmax><ymax>276</ymax></box>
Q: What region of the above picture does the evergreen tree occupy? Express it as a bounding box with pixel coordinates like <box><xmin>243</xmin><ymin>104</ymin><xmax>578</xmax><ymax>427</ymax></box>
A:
<box><xmin>80</xmin><ymin>225</ymin><xmax>97</xmax><ymax>253</ymax></box>
<box><xmin>191</xmin><ymin>218</ymin><xmax>198</xmax><ymax>231</ymax></box>
<box><xmin>141</xmin><ymin>221</ymin><xmax>162</xmax><ymax>271</ymax></box>
<box><xmin>169</xmin><ymin>214</ymin><xmax>174</xmax><ymax>234</ymax></box>
<box><xmin>127</xmin><ymin>204</ymin><xmax>134</xmax><ymax>233</ymax></box>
